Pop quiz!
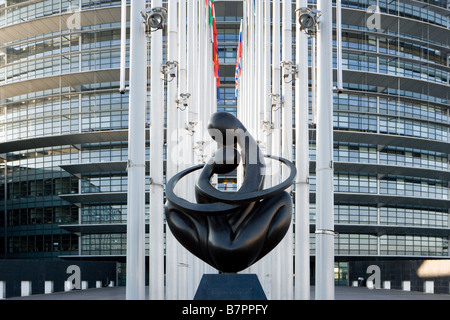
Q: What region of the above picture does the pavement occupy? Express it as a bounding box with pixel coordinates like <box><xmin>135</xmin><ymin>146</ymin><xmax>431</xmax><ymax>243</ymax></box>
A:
<box><xmin>5</xmin><ymin>285</ymin><xmax>450</xmax><ymax>300</ymax></box>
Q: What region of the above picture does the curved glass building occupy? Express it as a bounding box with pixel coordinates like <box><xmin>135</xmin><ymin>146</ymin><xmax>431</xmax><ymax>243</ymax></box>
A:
<box><xmin>215</xmin><ymin>0</ymin><xmax>450</xmax><ymax>288</ymax></box>
<box><xmin>0</xmin><ymin>0</ymin><xmax>131</xmax><ymax>285</ymax></box>
<box><xmin>0</xmin><ymin>0</ymin><xmax>449</xmax><ymax>292</ymax></box>
<box><xmin>313</xmin><ymin>0</ymin><xmax>450</xmax><ymax>285</ymax></box>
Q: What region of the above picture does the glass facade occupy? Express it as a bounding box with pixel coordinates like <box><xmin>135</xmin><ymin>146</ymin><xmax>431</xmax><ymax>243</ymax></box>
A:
<box><xmin>0</xmin><ymin>1</ymin><xmax>131</xmax><ymax>285</ymax></box>
<box><xmin>0</xmin><ymin>0</ymin><xmax>449</xmax><ymax>288</ymax></box>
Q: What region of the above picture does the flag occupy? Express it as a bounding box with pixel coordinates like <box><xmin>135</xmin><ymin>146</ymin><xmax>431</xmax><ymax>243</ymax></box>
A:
<box><xmin>209</xmin><ymin>0</ymin><xmax>220</xmax><ymax>94</ymax></box>
<box><xmin>208</xmin><ymin>0</ymin><xmax>214</xmax><ymax>27</ymax></box>
<box><xmin>235</xmin><ymin>20</ymin><xmax>243</xmax><ymax>98</ymax></box>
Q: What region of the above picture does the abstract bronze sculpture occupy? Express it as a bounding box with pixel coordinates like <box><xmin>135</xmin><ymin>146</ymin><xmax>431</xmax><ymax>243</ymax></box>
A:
<box><xmin>165</xmin><ymin>112</ymin><xmax>296</xmax><ymax>273</ymax></box>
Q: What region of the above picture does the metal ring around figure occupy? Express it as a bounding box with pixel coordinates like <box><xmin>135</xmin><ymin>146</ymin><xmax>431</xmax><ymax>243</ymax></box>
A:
<box><xmin>165</xmin><ymin>154</ymin><xmax>297</xmax><ymax>216</ymax></box>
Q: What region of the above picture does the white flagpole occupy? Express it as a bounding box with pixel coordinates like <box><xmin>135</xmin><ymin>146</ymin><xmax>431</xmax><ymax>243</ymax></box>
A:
<box><xmin>203</xmin><ymin>2</ymin><xmax>216</xmax><ymax>277</ymax></box>
<box><xmin>198</xmin><ymin>0</ymin><xmax>206</xmax><ymax>152</ymax></box>
<box><xmin>256</xmin><ymin>1</ymin><xmax>264</xmax><ymax>145</ymax></box>
<box><xmin>186</xmin><ymin>0</ymin><xmax>199</xmax><ymax>299</ymax></box>
<box><xmin>281</xmin><ymin>0</ymin><xmax>293</xmax><ymax>300</ymax></box>
<box><xmin>311</xmin><ymin>36</ymin><xmax>317</xmax><ymax>124</ymax></box>
<box><xmin>119</xmin><ymin>0</ymin><xmax>127</xmax><ymax>94</ymax></box>
<box><xmin>262</xmin><ymin>0</ymin><xmax>272</xmax><ymax>298</ymax></box>
<box><xmin>336</xmin><ymin>0</ymin><xmax>343</xmax><ymax>93</ymax></box>
<box><xmin>254</xmin><ymin>0</ymin><xmax>264</xmax><ymax>285</ymax></box>
<box><xmin>149</xmin><ymin>0</ymin><xmax>165</xmax><ymax>300</ymax></box>
<box><xmin>188</xmin><ymin>0</ymin><xmax>198</xmax><ymax>168</ymax></box>
<box><xmin>248</xmin><ymin>0</ymin><xmax>255</xmax><ymax>138</ymax></box>
<box><xmin>247</xmin><ymin>0</ymin><xmax>256</xmax><ymax>275</ymax></box>
<box><xmin>126</xmin><ymin>0</ymin><xmax>146</xmax><ymax>300</ymax></box>
<box><xmin>237</xmin><ymin>3</ymin><xmax>247</xmax><ymax>190</ymax></box>
<box><xmin>194</xmin><ymin>0</ymin><xmax>202</xmax><ymax>287</ymax></box>
<box><xmin>177</xmin><ymin>0</ymin><xmax>190</xmax><ymax>300</ymax></box>
<box><xmin>255</xmin><ymin>0</ymin><xmax>262</xmax><ymax>135</ymax></box>
<box><xmin>196</xmin><ymin>0</ymin><xmax>212</xmax><ymax>282</ymax></box>
<box><xmin>204</xmin><ymin>2</ymin><xmax>210</xmax><ymax>132</ymax></box>
<box><xmin>236</xmin><ymin>19</ymin><xmax>242</xmax><ymax>121</ymax></box>
<box><xmin>206</xmin><ymin>2</ymin><xmax>217</xmax><ymax>213</ymax></box>
<box><xmin>243</xmin><ymin>1</ymin><xmax>250</xmax><ymax>131</ymax></box>
<box><xmin>208</xmin><ymin>2</ymin><xmax>214</xmax><ymax>126</ymax></box>
<box><xmin>165</xmin><ymin>0</ymin><xmax>178</xmax><ymax>300</ymax></box>
<box><xmin>271</xmin><ymin>0</ymin><xmax>282</xmax><ymax>300</ymax></box>
<box><xmin>315</xmin><ymin>0</ymin><xmax>335</xmax><ymax>300</ymax></box>
<box><xmin>263</xmin><ymin>0</ymin><xmax>271</xmax><ymax>142</ymax></box>
<box><xmin>295</xmin><ymin>0</ymin><xmax>311</xmax><ymax>300</ymax></box>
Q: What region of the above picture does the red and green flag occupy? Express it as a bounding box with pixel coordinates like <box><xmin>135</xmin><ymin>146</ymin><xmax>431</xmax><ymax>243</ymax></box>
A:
<box><xmin>208</xmin><ymin>0</ymin><xmax>220</xmax><ymax>92</ymax></box>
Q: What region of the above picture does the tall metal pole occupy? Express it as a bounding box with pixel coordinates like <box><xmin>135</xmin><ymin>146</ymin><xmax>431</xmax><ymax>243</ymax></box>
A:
<box><xmin>295</xmin><ymin>0</ymin><xmax>311</xmax><ymax>301</ymax></box>
<box><xmin>126</xmin><ymin>0</ymin><xmax>147</xmax><ymax>300</ymax></box>
<box><xmin>311</xmin><ymin>36</ymin><xmax>316</xmax><ymax>124</ymax></box>
<box><xmin>186</xmin><ymin>0</ymin><xmax>199</xmax><ymax>299</ymax></box>
<box><xmin>248</xmin><ymin>0</ymin><xmax>255</xmax><ymax>136</ymax></box>
<box><xmin>262</xmin><ymin>0</ymin><xmax>272</xmax><ymax>297</ymax></box>
<box><xmin>315</xmin><ymin>0</ymin><xmax>335</xmax><ymax>300</ymax></box>
<box><xmin>149</xmin><ymin>0</ymin><xmax>165</xmax><ymax>300</ymax></box>
<box><xmin>271</xmin><ymin>0</ymin><xmax>282</xmax><ymax>300</ymax></box>
<box><xmin>165</xmin><ymin>0</ymin><xmax>178</xmax><ymax>300</ymax></box>
<box><xmin>3</xmin><ymin>158</ymin><xmax>7</xmax><ymax>259</ymax></box>
<box><xmin>336</xmin><ymin>0</ymin><xmax>343</xmax><ymax>93</ymax></box>
<box><xmin>177</xmin><ymin>0</ymin><xmax>189</xmax><ymax>300</ymax></box>
<box><xmin>254</xmin><ymin>0</ymin><xmax>266</xmax><ymax>289</ymax></box>
<box><xmin>281</xmin><ymin>0</ymin><xmax>293</xmax><ymax>300</ymax></box>
<box><xmin>119</xmin><ymin>0</ymin><xmax>127</xmax><ymax>94</ymax></box>
<box><xmin>256</xmin><ymin>0</ymin><xmax>263</xmax><ymax>143</ymax></box>
<box><xmin>243</xmin><ymin>1</ymin><xmax>249</xmax><ymax>129</ymax></box>
<box><xmin>195</xmin><ymin>0</ymin><xmax>208</xmax><ymax>284</ymax></box>
<box><xmin>263</xmin><ymin>0</ymin><xmax>271</xmax><ymax>156</ymax></box>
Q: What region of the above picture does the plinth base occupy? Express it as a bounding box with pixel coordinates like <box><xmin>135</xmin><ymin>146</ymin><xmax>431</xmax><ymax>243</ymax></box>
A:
<box><xmin>193</xmin><ymin>274</ymin><xmax>267</xmax><ymax>300</ymax></box>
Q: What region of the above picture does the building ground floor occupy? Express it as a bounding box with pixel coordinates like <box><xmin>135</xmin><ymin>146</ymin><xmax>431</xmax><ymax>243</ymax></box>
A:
<box><xmin>3</xmin><ymin>257</ymin><xmax>449</xmax><ymax>298</ymax></box>
<box><xmin>5</xmin><ymin>279</ymin><xmax>450</xmax><ymax>301</ymax></box>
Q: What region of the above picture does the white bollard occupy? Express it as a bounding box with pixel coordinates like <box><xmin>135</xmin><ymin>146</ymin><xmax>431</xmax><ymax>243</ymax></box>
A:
<box><xmin>21</xmin><ymin>281</ymin><xmax>32</xmax><ymax>296</ymax></box>
<box><xmin>64</xmin><ymin>280</ymin><xmax>73</xmax><ymax>291</ymax></box>
<box><xmin>424</xmin><ymin>281</ymin><xmax>434</xmax><ymax>294</ymax></box>
<box><xmin>402</xmin><ymin>281</ymin><xmax>411</xmax><ymax>291</ymax></box>
<box><xmin>383</xmin><ymin>281</ymin><xmax>391</xmax><ymax>289</ymax></box>
<box><xmin>0</xmin><ymin>281</ymin><xmax>5</xmax><ymax>299</ymax></box>
<box><xmin>44</xmin><ymin>281</ymin><xmax>54</xmax><ymax>294</ymax></box>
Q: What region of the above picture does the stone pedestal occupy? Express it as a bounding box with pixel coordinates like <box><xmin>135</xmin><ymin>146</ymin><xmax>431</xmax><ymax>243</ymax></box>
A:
<box><xmin>194</xmin><ymin>274</ymin><xmax>267</xmax><ymax>300</ymax></box>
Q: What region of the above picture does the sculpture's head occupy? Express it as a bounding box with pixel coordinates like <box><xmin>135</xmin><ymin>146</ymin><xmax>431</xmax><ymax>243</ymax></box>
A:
<box><xmin>207</xmin><ymin>111</ymin><xmax>245</xmax><ymax>147</ymax></box>
<box><xmin>209</xmin><ymin>147</ymin><xmax>241</xmax><ymax>174</ymax></box>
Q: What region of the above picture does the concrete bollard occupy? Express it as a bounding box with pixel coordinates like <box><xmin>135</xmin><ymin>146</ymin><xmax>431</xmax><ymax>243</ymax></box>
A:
<box><xmin>0</xmin><ymin>281</ymin><xmax>5</xmax><ymax>299</ymax></box>
<box><xmin>402</xmin><ymin>281</ymin><xmax>411</xmax><ymax>291</ymax></box>
<box><xmin>21</xmin><ymin>281</ymin><xmax>32</xmax><ymax>296</ymax></box>
<box><xmin>44</xmin><ymin>281</ymin><xmax>54</xmax><ymax>294</ymax></box>
<box><xmin>424</xmin><ymin>281</ymin><xmax>434</xmax><ymax>294</ymax></box>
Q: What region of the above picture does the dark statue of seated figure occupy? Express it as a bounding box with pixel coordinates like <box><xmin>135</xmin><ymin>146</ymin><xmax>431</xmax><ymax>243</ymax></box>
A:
<box><xmin>164</xmin><ymin>112</ymin><xmax>296</xmax><ymax>273</ymax></box>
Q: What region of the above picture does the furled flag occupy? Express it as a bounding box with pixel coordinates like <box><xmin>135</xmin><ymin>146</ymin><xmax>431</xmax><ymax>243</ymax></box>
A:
<box><xmin>235</xmin><ymin>20</ymin><xmax>243</xmax><ymax>98</ymax></box>
<box><xmin>208</xmin><ymin>0</ymin><xmax>220</xmax><ymax>96</ymax></box>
